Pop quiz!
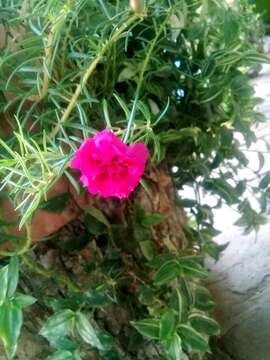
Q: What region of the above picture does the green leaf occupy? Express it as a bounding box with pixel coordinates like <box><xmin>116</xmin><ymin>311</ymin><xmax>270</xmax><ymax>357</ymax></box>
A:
<box><xmin>141</xmin><ymin>214</ymin><xmax>163</xmax><ymax>227</ymax></box>
<box><xmin>170</xmin><ymin>289</ymin><xmax>186</xmax><ymax>324</ymax></box>
<box><xmin>85</xmin><ymin>289</ymin><xmax>114</xmax><ymax>307</ymax></box>
<box><xmin>203</xmin><ymin>241</ymin><xmax>229</xmax><ymax>261</ymax></box>
<box><xmin>139</xmin><ymin>240</ymin><xmax>155</xmax><ymax>261</ymax></box>
<box><xmin>118</xmin><ymin>66</ymin><xmax>136</xmax><ymax>82</ymax></box>
<box><xmin>154</xmin><ymin>260</ymin><xmax>180</xmax><ymax>286</ymax></box>
<box><xmin>160</xmin><ymin>309</ymin><xmax>176</xmax><ymax>340</ymax></box>
<box><xmin>204</xmin><ymin>178</ymin><xmax>239</xmax><ymax>205</ymax></box>
<box><xmin>131</xmin><ymin>319</ymin><xmax>160</xmax><ymax>340</ymax></box>
<box><xmin>83</xmin><ymin>205</ymin><xmax>110</xmax><ymax>228</ymax></box>
<box><xmin>181</xmin><ymin>279</ymin><xmax>194</xmax><ymax>308</ymax></box>
<box><xmin>48</xmin><ymin>336</ymin><xmax>78</xmax><ymax>352</ymax></box>
<box><xmin>75</xmin><ymin>312</ymin><xmax>104</xmax><ymax>351</ymax></box>
<box><xmin>159</xmin><ymin>128</ymin><xmax>200</xmax><ymax>144</ymax></box>
<box><xmin>7</xmin><ymin>257</ymin><xmax>19</xmax><ymax>298</ymax></box>
<box><xmin>259</xmin><ymin>171</ymin><xmax>270</xmax><ymax>189</ymax></box>
<box><xmin>84</xmin><ymin>214</ymin><xmax>107</xmax><ymax>236</ymax></box>
<box><xmin>243</xmin><ymin>50</ymin><xmax>270</xmax><ymax>65</ymax></box>
<box><xmin>258</xmin><ymin>152</ymin><xmax>265</xmax><ymax>173</ymax></box>
<box><xmin>39</xmin><ymin>193</ymin><xmax>72</xmax><ymax>213</ymax></box>
<box><xmin>40</xmin><ymin>310</ymin><xmax>75</xmax><ymax>341</ymax></box>
<box><xmin>0</xmin><ymin>301</ymin><xmax>23</xmax><ymax>359</ymax></box>
<box><xmin>0</xmin><ymin>266</ymin><xmax>9</xmax><ymax>306</ymax></box>
<box><xmin>46</xmin><ymin>350</ymin><xmax>73</xmax><ymax>360</ymax></box>
<box><xmin>138</xmin><ymin>286</ymin><xmax>155</xmax><ymax>306</ymax></box>
<box><xmin>194</xmin><ymin>287</ymin><xmax>215</xmax><ymax>311</ymax></box>
<box><xmin>165</xmin><ymin>333</ymin><xmax>182</xmax><ymax>360</ymax></box>
<box><xmin>46</xmin><ymin>350</ymin><xmax>81</xmax><ymax>360</ymax></box>
<box><xmin>189</xmin><ymin>314</ymin><xmax>220</xmax><ymax>336</ymax></box>
<box><xmin>223</xmin><ymin>9</ymin><xmax>239</xmax><ymax>44</ymax></box>
<box><xmin>95</xmin><ymin>329</ymin><xmax>115</xmax><ymax>351</ymax></box>
<box><xmin>179</xmin><ymin>259</ymin><xmax>208</xmax><ymax>279</ymax></box>
<box><xmin>178</xmin><ymin>324</ymin><xmax>209</xmax><ymax>352</ymax></box>
<box><xmin>13</xmin><ymin>293</ymin><xmax>36</xmax><ymax>308</ymax></box>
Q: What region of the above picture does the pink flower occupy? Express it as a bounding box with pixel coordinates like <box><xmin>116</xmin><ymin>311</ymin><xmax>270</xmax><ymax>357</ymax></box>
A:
<box><xmin>71</xmin><ymin>130</ymin><xmax>148</xmax><ymax>199</ymax></box>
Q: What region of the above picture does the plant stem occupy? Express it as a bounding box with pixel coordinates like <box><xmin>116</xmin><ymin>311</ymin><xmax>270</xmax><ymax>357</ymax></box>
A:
<box><xmin>39</xmin><ymin>32</ymin><xmax>54</xmax><ymax>101</ymax></box>
<box><xmin>49</xmin><ymin>13</ymin><xmax>143</xmax><ymax>138</ymax></box>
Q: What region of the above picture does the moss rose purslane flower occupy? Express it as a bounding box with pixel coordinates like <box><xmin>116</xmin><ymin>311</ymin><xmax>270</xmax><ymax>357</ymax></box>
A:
<box><xmin>71</xmin><ymin>130</ymin><xmax>149</xmax><ymax>199</ymax></box>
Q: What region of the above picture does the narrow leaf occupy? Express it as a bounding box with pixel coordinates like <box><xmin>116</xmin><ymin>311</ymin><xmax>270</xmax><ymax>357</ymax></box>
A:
<box><xmin>259</xmin><ymin>171</ymin><xmax>270</xmax><ymax>189</ymax></box>
<box><xmin>7</xmin><ymin>257</ymin><xmax>19</xmax><ymax>298</ymax></box>
<box><xmin>0</xmin><ymin>266</ymin><xmax>9</xmax><ymax>306</ymax></box>
<box><xmin>83</xmin><ymin>205</ymin><xmax>110</xmax><ymax>228</ymax></box>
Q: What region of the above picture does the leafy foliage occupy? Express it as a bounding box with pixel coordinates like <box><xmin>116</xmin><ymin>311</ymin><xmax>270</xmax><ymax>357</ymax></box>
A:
<box><xmin>0</xmin><ymin>0</ymin><xmax>268</xmax><ymax>359</ymax></box>
<box><xmin>0</xmin><ymin>258</ymin><xmax>36</xmax><ymax>359</ymax></box>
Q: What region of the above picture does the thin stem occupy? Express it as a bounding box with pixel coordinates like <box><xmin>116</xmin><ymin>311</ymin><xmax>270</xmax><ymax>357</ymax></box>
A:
<box><xmin>49</xmin><ymin>13</ymin><xmax>143</xmax><ymax>138</ymax></box>
<box><xmin>39</xmin><ymin>32</ymin><xmax>54</xmax><ymax>101</ymax></box>
<box><xmin>98</xmin><ymin>0</ymin><xmax>111</xmax><ymax>19</ymax></box>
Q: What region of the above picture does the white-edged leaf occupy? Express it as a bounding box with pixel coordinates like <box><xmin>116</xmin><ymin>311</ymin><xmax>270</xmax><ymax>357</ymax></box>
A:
<box><xmin>165</xmin><ymin>333</ymin><xmax>182</xmax><ymax>360</ymax></box>
<box><xmin>83</xmin><ymin>205</ymin><xmax>110</xmax><ymax>228</ymax></box>
<box><xmin>178</xmin><ymin>324</ymin><xmax>209</xmax><ymax>352</ymax></box>
<box><xmin>75</xmin><ymin>312</ymin><xmax>104</xmax><ymax>351</ymax></box>
<box><xmin>7</xmin><ymin>257</ymin><xmax>19</xmax><ymax>298</ymax></box>
<box><xmin>0</xmin><ymin>301</ymin><xmax>23</xmax><ymax>359</ymax></box>
<box><xmin>0</xmin><ymin>266</ymin><xmax>9</xmax><ymax>306</ymax></box>
<box><xmin>131</xmin><ymin>319</ymin><xmax>160</xmax><ymax>339</ymax></box>
<box><xmin>40</xmin><ymin>310</ymin><xmax>75</xmax><ymax>341</ymax></box>
<box><xmin>160</xmin><ymin>309</ymin><xmax>176</xmax><ymax>340</ymax></box>
<box><xmin>189</xmin><ymin>314</ymin><xmax>220</xmax><ymax>336</ymax></box>
<box><xmin>154</xmin><ymin>260</ymin><xmax>180</xmax><ymax>286</ymax></box>
<box><xmin>13</xmin><ymin>294</ymin><xmax>36</xmax><ymax>308</ymax></box>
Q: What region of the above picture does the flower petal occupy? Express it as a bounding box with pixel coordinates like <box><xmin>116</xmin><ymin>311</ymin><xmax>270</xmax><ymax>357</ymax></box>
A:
<box><xmin>70</xmin><ymin>130</ymin><xmax>148</xmax><ymax>199</ymax></box>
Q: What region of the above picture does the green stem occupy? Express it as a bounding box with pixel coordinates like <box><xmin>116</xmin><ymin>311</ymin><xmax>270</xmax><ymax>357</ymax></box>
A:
<box><xmin>49</xmin><ymin>13</ymin><xmax>143</xmax><ymax>138</ymax></box>
<box><xmin>98</xmin><ymin>0</ymin><xmax>111</xmax><ymax>19</ymax></box>
<box><xmin>39</xmin><ymin>32</ymin><xmax>54</xmax><ymax>101</ymax></box>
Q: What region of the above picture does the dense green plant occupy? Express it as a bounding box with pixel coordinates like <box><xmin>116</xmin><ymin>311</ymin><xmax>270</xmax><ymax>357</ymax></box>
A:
<box><xmin>0</xmin><ymin>0</ymin><xmax>269</xmax><ymax>359</ymax></box>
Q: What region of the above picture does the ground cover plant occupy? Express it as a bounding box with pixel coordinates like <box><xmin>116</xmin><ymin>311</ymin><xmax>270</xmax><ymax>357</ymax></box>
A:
<box><xmin>0</xmin><ymin>0</ymin><xmax>269</xmax><ymax>359</ymax></box>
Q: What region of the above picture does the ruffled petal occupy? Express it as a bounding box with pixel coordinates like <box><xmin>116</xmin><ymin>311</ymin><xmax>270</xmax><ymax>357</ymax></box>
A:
<box><xmin>70</xmin><ymin>130</ymin><xmax>148</xmax><ymax>199</ymax></box>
